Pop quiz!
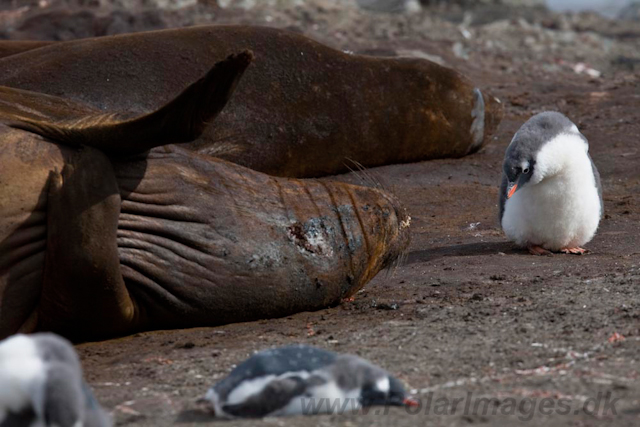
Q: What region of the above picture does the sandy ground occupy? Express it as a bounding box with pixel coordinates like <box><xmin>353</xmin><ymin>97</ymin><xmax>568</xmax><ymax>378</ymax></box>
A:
<box><xmin>2</xmin><ymin>1</ymin><xmax>640</xmax><ymax>425</ymax></box>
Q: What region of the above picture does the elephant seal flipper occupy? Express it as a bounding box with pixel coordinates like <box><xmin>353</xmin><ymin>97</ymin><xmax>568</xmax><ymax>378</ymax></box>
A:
<box><xmin>0</xmin><ymin>85</ymin><xmax>101</xmax><ymax>124</ymax></box>
<box><xmin>0</xmin><ymin>40</ymin><xmax>56</xmax><ymax>60</ymax></box>
<box><xmin>39</xmin><ymin>147</ymin><xmax>136</xmax><ymax>340</ymax></box>
<box><xmin>2</xmin><ymin>50</ymin><xmax>254</xmax><ymax>156</ymax></box>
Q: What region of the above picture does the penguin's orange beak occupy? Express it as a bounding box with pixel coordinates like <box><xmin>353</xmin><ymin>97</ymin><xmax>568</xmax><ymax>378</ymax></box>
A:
<box><xmin>507</xmin><ymin>184</ymin><xmax>518</xmax><ymax>199</ymax></box>
<box><xmin>403</xmin><ymin>397</ymin><xmax>420</xmax><ymax>407</ymax></box>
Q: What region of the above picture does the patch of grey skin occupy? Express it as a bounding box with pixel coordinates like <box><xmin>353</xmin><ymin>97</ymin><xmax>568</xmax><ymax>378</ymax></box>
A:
<box><xmin>468</xmin><ymin>88</ymin><xmax>485</xmax><ymax>154</ymax></box>
<box><xmin>287</xmin><ymin>219</ymin><xmax>334</xmax><ymax>257</ymax></box>
<box><xmin>247</xmin><ymin>242</ymin><xmax>285</xmax><ymax>269</ymax></box>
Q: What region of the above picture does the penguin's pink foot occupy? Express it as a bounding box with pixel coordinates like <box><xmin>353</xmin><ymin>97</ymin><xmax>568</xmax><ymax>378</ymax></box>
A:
<box><xmin>560</xmin><ymin>247</ymin><xmax>589</xmax><ymax>255</ymax></box>
<box><xmin>527</xmin><ymin>245</ymin><xmax>553</xmax><ymax>256</ymax></box>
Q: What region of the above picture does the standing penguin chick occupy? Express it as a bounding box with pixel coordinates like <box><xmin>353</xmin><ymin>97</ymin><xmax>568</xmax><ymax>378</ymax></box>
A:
<box><xmin>0</xmin><ymin>333</ymin><xmax>111</xmax><ymax>427</ymax></box>
<box><xmin>201</xmin><ymin>345</ymin><xmax>415</xmax><ymax>418</ymax></box>
<box><xmin>500</xmin><ymin>112</ymin><xmax>603</xmax><ymax>255</ymax></box>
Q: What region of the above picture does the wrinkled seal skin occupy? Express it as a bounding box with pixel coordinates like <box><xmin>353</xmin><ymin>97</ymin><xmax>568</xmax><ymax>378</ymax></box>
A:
<box><xmin>112</xmin><ymin>147</ymin><xmax>408</xmax><ymax>335</ymax></box>
<box><xmin>0</xmin><ymin>53</ymin><xmax>410</xmax><ymax>341</ymax></box>
<box><xmin>0</xmin><ymin>25</ymin><xmax>503</xmax><ymax>178</ymax></box>
<box><xmin>0</xmin><ymin>135</ymin><xmax>409</xmax><ymax>341</ymax></box>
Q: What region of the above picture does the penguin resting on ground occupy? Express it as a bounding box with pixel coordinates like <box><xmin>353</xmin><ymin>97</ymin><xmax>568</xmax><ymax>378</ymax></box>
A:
<box><xmin>500</xmin><ymin>111</ymin><xmax>603</xmax><ymax>255</ymax></box>
<box><xmin>0</xmin><ymin>333</ymin><xmax>111</xmax><ymax>427</ymax></box>
<box><xmin>200</xmin><ymin>344</ymin><xmax>416</xmax><ymax>418</ymax></box>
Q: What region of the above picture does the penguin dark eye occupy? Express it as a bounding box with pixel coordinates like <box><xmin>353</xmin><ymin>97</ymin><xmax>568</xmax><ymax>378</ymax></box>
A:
<box><xmin>523</xmin><ymin>167</ymin><xmax>530</xmax><ymax>174</ymax></box>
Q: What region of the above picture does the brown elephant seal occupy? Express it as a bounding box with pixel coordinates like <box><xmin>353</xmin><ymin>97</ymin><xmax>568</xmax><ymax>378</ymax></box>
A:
<box><xmin>0</xmin><ymin>25</ymin><xmax>503</xmax><ymax>178</ymax></box>
<box><xmin>0</xmin><ymin>53</ymin><xmax>410</xmax><ymax>341</ymax></box>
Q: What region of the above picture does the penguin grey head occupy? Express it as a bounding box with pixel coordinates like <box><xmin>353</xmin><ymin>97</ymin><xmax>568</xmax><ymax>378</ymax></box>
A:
<box><xmin>329</xmin><ymin>355</ymin><xmax>413</xmax><ymax>408</ymax></box>
<box><xmin>503</xmin><ymin>111</ymin><xmax>585</xmax><ymax>198</ymax></box>
<box><xmin>32</xmin><ymin>333</ymin><xmax>81</xmax><ymax>369</ymax></box>
<box><xmin>359</xmin><ymin>373</ymin><xmax>410</xmax><ymax>407</ymax></box>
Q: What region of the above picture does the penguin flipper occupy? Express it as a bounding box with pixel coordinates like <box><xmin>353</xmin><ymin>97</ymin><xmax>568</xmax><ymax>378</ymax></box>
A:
<box><xmin>222</xmin><ymin>376</ymin><xmax>308</xmax><ymax>418</ymax></box>
<box><xmin>40</xmin><ymin>363</ymin><xmax>85</xmax><ymax>427</ymax></box>
<box><xmin>499</xmin><ymin>172</ymin><xmax>509</xmax><ymax>224</ymax></box>
<box><xmin>589</xmin><ymin>155</ymin><xmax>604</xmax><ymax>218</ymax></box>
<box><xmin>39</xmin><ymin>146</ymin><xmax>135</xmax><ymax>339</ymax></box>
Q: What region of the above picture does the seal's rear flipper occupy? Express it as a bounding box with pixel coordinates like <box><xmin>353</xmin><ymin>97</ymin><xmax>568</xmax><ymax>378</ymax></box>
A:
<box><xmin>0</xmin><ymin>85</ymin><xmax>101</xmax><ymax>123</ymax></box>
<box><xmin>0</xmin><ymin>40</ymin><xmax>56</xmax><ymax>60</ymax></box>
<box><xmin>1</xmin><ymin>50</ymin><xmax>254</xmax><ymax>156</ymax></box>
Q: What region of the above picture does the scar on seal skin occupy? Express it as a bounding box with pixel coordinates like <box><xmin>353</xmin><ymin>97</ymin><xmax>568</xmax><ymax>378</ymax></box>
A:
<box><xmin>0</xmin><ymin>25</ymin><xmax>504</xmax><ymax>178</ymax></box>
<box><xmin>0</xmin><ymin>51</ymin><xmax>410</xmax><ymax>341</ymax></box>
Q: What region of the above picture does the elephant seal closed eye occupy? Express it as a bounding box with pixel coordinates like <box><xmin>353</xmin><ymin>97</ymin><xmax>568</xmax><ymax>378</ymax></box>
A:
<box><xmin>0</xmin><ymin>25</ymin><xmax>503</xmax><ymax>178</ymax></box>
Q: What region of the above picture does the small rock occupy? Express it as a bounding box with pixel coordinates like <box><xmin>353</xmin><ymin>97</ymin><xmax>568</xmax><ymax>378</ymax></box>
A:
<box><xmin>469</xmin><ymin>293</ymin><xmax>484</xmax><ymax>301</ymax></box>
<box><xmin>176</xmin><ymin>342</ymin><xmax>196</xmax><ymax>349</ymax></box>
<box><xmin>376</xmin><ymin>302</ymin><xmax>401</xmax><ymax>310</ymax></box>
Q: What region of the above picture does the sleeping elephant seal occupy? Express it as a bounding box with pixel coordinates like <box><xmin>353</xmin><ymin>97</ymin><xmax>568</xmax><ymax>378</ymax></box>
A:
<box><xmin>0</xmin><ymin>53</ymin><xmax>410</xmax><ymax>341</ymax></box>
<box><xmin>0</xmin><ymin>25</ymin><xmax>503</xmax><ymax>178</ymax></box>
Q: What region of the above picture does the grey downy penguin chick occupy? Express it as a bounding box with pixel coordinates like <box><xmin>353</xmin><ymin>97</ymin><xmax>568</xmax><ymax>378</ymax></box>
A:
<box><xmin>500</xmin><ymin>111</ymin><xmax>603</xmax><ymax>255</ymax></box>
<box><xmin>0</xmin><ymin>333</ymin><xmax>111</xmax><ymax>427</ymax></box>
<box><xmin>200</xmin><ymin>344</ymin><xmax>416</xmax><ymax>418</ymax></box>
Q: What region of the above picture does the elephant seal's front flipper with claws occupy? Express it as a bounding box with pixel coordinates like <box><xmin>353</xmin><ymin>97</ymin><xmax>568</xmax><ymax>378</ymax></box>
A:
<box><xmin>39</xmin><ymin>147</ymin><xmax>136</xmax><ymax>340</ymax></box>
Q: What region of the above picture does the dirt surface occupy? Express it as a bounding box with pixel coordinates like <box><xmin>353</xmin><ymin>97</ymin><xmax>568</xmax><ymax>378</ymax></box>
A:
<box><xmin>2</xmin><ymin>0</ymin><xmax>640</xmax><ymax>425</ymax></box>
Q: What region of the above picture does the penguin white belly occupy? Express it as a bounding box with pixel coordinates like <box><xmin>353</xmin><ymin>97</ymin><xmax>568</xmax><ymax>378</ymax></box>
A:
<box><xmin>275</xmin><ymin>379</ymin><xmax>360</xmax><ymax>416</ymax></box>
<box><xmin>502</xmin><ymin>162</ymin><xmax>601</xmax><ymax>251</ymax></box>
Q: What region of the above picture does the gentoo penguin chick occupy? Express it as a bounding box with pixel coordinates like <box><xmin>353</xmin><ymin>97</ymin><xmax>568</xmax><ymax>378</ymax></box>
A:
<box><xmin>200</xmin><ymin>345</ymin><xmax>415</xmax><ymax>418</ymax></box>
<box><xmin>500</xmin><ymin>111</ymin><xmax>603</xmax><ymax>255</ymax></box>
<box><xmin>0</xmin><ymin>333</ymin><xmax>111</xmax><ymax>427</ymax></box>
